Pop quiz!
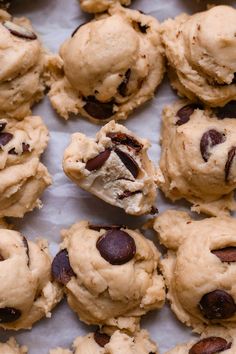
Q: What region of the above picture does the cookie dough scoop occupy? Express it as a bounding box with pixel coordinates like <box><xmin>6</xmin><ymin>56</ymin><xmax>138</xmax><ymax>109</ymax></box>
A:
<box><xmin>79</xmin><ymin>0</ymin><xmax>131</xmax><ymax>13</ymax></box>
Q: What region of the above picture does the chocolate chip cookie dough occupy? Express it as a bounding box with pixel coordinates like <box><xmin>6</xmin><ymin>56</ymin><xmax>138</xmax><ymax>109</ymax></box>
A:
<box><xmin>0</xmin><ymin>10</ymin><xmax>47</xmax><ymax>119</ymax></box>
<box><xmin>0</xmin><ymin>228</ymin><xmax>62</xmax><ymax>330</ymax></box>
<box><xmin>46</xmin><ymin>4</ymin><xmax>164</xmax><ymax>122</ymax></box>
<box><xmin>0</xmin><ymin>338</ymin><xmax>27</xmax><ymax>353</ymax></box>
<box><xmin>161</xmin><ymin>6</ymin><xmax>236</xmax><ymax>106</ymax></box>
<box><xmin>79</xmin><ymin>0</ymin><xmax>131</xmax><ymax>13</ymax></box>
<box><xmin>52</xmin><ymin>221</ymin><xmax>165</xmax><ymax>332</ymax></box>
<box><xmin>63</xmin><ymin>121</ymin><xmax>158</xmax><ymax>215</ymax></box>
<box><xmin>154</xmin><ymin>210</ymin><xmax>236</xmax><ymax>333</ymax></box>
<box><xmin>157</xmin><ymin>100</ymin><xmax>236</xmax><ymax>216</ymax></box>
<box><xmin>0</xmin><ymin>116</ymin><xmax>52</xmax><ymax>217</ymax></box>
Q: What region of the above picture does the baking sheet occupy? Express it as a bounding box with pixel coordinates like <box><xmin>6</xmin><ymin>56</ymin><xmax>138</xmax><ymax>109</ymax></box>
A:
<box><xmin>0</xmin><ymin>0</ymin><xmax>235</xmax><ymax>352</ymax></box>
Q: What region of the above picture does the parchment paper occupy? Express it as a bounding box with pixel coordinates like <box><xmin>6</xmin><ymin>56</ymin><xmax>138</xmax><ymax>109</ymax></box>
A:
<box><xmin>0</xmin><ymin>0</ymin><xmax>235</xmax><ymax>352</ymax></box>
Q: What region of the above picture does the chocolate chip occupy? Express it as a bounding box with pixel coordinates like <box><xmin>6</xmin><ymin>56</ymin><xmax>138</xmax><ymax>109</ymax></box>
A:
<box><xmin>225</xmin><ymin>147</ymin><xmax>236</xmax><ymax>182</ymax></box>
<box><xmin>232</xmin><ymin>73</ymin><xmax>236</xmax><ymax>84</ymax></box>
<box><xmin>0</xmin><ymin>122</ymin><xmax>6</xmax><ymax>132</ymax></box>
<box><xmin>137</xmin><ymin>22</ymin><xmax>149</xmax><ymax>33</ymax></box>
<box><xmin>189</xmin><ymin>337</ymin><xmax>231</xmax><ymax>354</ymax></box>
<box><xmin>0</xmin><ymin>307</ymin><xmax>21</xmax><ymax>323</ymax></box>
<box><xmin>114</xmin><ymin>147</ymin><xmax>139</xmax><ymax>178</ymax></box>
<box><xmin>3</xmin><ymin>21</ymin><xmax>37</xmax><ymax>40</ymax></box>
<box><xmin>107</xmin><ymin>132</ymin><xmax>143</xmax><ymax>152</ymax></box>
<box><xmin>22</xmin><ymin>236</ymin><xmax>30</xmax><ymax>266</ymax></box>
<box><xmin>96</xmin><ymin>229</ymin><xmax>136</xmax><ymax>265</ymax></box>
<box><xmin>8</xmin><ymin>142</ymin><xmax>30</xmax><ymax>155</ymax></box>
<box><xmin>71</xmin><ymin>22</ymin><xmax>86</xmax><ymax>37</ymax></box>
<box><xmin>215</xmin><ymin>101</ymin><xmax>236</xmax><ymax>119</ymax></box>
<box><xmin>212</xmin><ymin>247</ymin><xmax>236</xmax><ymax>262</ymax></box>
<box><xmin>52</xmin><ymin>249</ymin><xmax>75</xmax><ymax>285</ymax></box>
<box><xmin>0</xmin><ymin>132</ymin><xmax>13</xmax><ymax>147</ymax></box>
<box><xmin>200</xmin><ymin>129</ymin><xmax>225</xmax><ymax>162</ymax></box>
<box><xmin>176</xmin><ymin>104</ymin><xmax>202</xmax><ymax>125</ymax></box>
<box><xmin>118</xmin><ymin>190</ymin><xmax>142</xmax><ymax>200</ymax></box>
<box><xmin>89</xmin><ymin>224</ymin><xmax>124</xmax><ymax>231</ymax></box>
<box><xmin>199</xmin><ymin>289</ymin><xmax>236</xmax><ymax>319</ymax></box>
<box><xmin>94</xmin><ymin>331</ymin><xmax>110</xmax><ymax>347</ymax></box>
<box><xmin>84</xmin><ymin>96</ymin><xmax>114</xmax><ymax>120</ymax></box>
<box><xmin>85</xmin><ymin>149</ymin><xmax>111</xmax><ymax>171</ymax></box>
<box><xmin>118</xmin><ymin>69</ymin><xmax>131</xmax><ymax>97</ymax></box>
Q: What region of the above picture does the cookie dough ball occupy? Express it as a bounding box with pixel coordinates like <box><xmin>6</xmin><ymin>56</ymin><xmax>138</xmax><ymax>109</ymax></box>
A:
<box><xmin>47</xmin><ymin>5</ymin><xmax>164</xmax><ymax>122</ymax></box>
<box><xmin>154</xmin><ymin>210</ymin><xmax>236</xmax><ymax>333</ymax></box>
<box><xmin>50</xmin><ymin>329</ymin><xmax>158</xmax><ymax>354</ymax></box>
<box><xmin>63</xmin><ymin>120</ymin><xmax>158</xmax><ymax>215</ymax></box>
<box><xmin>52</xmin><ymin>221</ymin><xmax>165</xmax><ymax>332</ymax></box>
<box><xmin>0</xmin><ymin>229</ymin><xmax>62</xmax><ymax>330</ymax></box>
<box><xmin>0</xmin><ymin>10</ymin><xmax>47</xmax><ymax>119</ymax></box>
<box><xmin>157</xmin><ymin>100</ymin><xmax>236</xmax><ymax>216</ymax></box>
<box><xmin>0</xmin><ymin>338</ymin><xmax>27</xmax><ymax>354</ymax></box>
<box><xmin>80</xmin><ymin>0</ymin><xmax>131</xmax><ymax>13</ymax></box>
<box><xmin>0</xmin><ymin>116</ymin><xmax>52</xmax><ymax>217</ymax></box>
<box><xmin>161</xmin><ymin>6</ymin><xmax>236</xmax><ymax>107</ymax></box>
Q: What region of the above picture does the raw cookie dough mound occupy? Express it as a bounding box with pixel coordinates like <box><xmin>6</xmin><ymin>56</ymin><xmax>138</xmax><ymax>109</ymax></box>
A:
<box><xmin>63</xmin><ymin>120</ymin><xmax>158</xmax><ymax>215</ymax></box>
<box><xmin>79</xmin><ymin>0</ymin><xmax>131</xmax><ymax>13</ymax></box>
<box><xmin>47</xmin><ymin>4</ymin><xmax>164</xmax><ymax>122</ymax></box>
<box><xmin>157</xmin><ymin>100</ymin><xmax>236</xmax><ymax>216</ymax></box>
<box><xmin>161</xmin><ymin>6</ymin><xmax>236</xmax><ymax>107</ymax></box>
<box><xmin>0</xmin><ymin>116</ymin><xmax>52</xmax><ymax>217</ymax></box>
<box><xmin>0</xmin><ymin>229</ymin><xmax>62</xmax><ymax>330</ymax></box>
<box><xmin>50</xmin><ymin>329</ymin><xmax>158</xmax><ymax>354</ymax></box>
<box><xmin>0</xmin><ymin>338</ymin><xmax>27</xmax><ymax>354</ymax></box>
<box><xmin>154</xmin><ymin>210</ymin><xmax>236</xmax><ymax>333</ymax></box>
<box><xmin>0</xmin><ymin>10</ymin><xmax>47</xmax><ymax>119</ymax></box>
<box><xmin>52</xmin><ymin>221</ymin><xmax>165</xmax><ymax>332</ymax></box>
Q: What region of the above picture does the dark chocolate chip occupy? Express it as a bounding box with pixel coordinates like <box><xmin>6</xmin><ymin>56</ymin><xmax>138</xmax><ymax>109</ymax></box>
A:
<box><xmin>150</xmin><ymin>206</ymin><xmax>158</xmax><ymax>215</ymax></box>
<box><xmin>94</xmin><ymin>331</ymin><xmax>110</xmax><ymax>347</ymax></box>
<box><xmin>85</xmin><ymin>149</ymin><xmax>111</xmax><ymax>171</ymax></box>
<box><xmin>3</xmin><ymin>21</ymin><xmax>37</xmax><ymax>40</ymax></box>
<box><xmin>118</xmin><ymin>190</ymin><xmax>142</xmax><ymax>200</ymax></box>
<box><xmin>225</xmin><ymin>147</ymin><xmax>236</xmax><ymax>182</ymax></box>
<box><xmin>232</xmin><ymin>73</ymin><xmax>236</xmax><ymax>84</ymax></box>
<box><xmin>107</xmin><ymin>132</ymin><xmax>143</xmax><ymax>152</ymax></box>
<box><xmin>0</xmin><ymin>307</ymin><xmax>21</xmax><ymax>323</ymax></box>
<box><xmin>0</xmin><ymin>122</ymin><xmax>6</xmax><ymax>132</ymax></box>
<box><xmin>96</xmin><ymin>229</ymin><xmax>136</xmax><ymax>265</ymax></box>
<box><xmin>89</xmin><ymin>224</ymin><xmax>125</xmax><ymax>231</ymax></box>
<box><xmin>118</xmin><ymin>69</ymin><xmax>131</xmax><ymax>97</ymax></box>
<box><xmin>8</xmin><ymin>142</ymin><xmax>30</xmax><ymax>155</ymax></box>
<box><xmin>189</xmin><ymin>337</ymin><xmax>231</xmax><ymax>354</ymax></box>
<box><xmin>0</xmin><ymin>132</ymin><xmax>13</xmax><ymax>146</ymax></box>
<box><xmin>114</xmin><ymin>147</ymin><xmax>139</xmax><ymax>178</ymax></box>
<box><xmin>84</xmin><ymin>96</ymin><xmax>114</xmax><ymax>120</ymax></box>
<box><xmin>71</xmin><ymin>22</ymin><xmax>86</xmax><ymax>37</ymax></box>
<box><xmin>199</xmin><ymin>289</ymin><xmax>236</xmax><ymax>319</ymax></box>
<box><xmin>212</xmin><ymin>247</ymin><xmax>236</xmax><ymax>262</ymax></box>
<box><xmin>215</xmin><ymin>101</ymin><xmax>236</xmax><ymax>119</ymax></box>
<box><xmin>200</xmin><ymin>129</ymin><xmax>225</xmax><ymax>162</ymax></box>
<box><xmin>52</xmin><ymin>249</ymin><xmax>75</xmax><ymax>285</ymax></box>
<box><xmin>22</xmin><ymin>236</ymin><xmax>30</xmax><ymax>266</ymax></box>
<box><xmin>137</xmin><ymin>22</ymin><xmax>149</xmax><ymax>33</ymax></box>
<box><xmin>176</xmin><ymin>104</ymin><xmax>202</xmax><ymax>125</ymax></box>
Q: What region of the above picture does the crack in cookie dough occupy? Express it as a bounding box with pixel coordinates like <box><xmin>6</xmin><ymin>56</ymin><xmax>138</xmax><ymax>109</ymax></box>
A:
<box><xmin>79</xmin><ymin>0</ymin><xmax>131</xmax><ymax>13</ymax></box>
<box><xmin>0</xmin><ymin>338</ymin><xmax>27</xmax><ymax>354</ymax></box>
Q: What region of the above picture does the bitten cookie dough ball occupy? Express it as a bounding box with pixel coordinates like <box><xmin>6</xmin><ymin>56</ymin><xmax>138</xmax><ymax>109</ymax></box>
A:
<box><xmin>52</xmin><ymin>222</ymin><xmax>165</xmax><ymax>332</ymax></box>
<box><xmin>154</xmin><ymin>210</ymin><xmax>236</xmax><ymax>333</ymax></box>
<box><xmin>47</xmin><ymin>5</ymin><xmax>164</xmax><ymax>123</ymax></box>
<box><xmin>79</xmin><ymin>0</ymin><xmax>131</xmax><ymax>13</ymax></box>
<box><xmin>0</xmin><ymin>10</ymin><xmax>47</xmax><ymax>119</ymax></box>
<box><xmin>0</xmin><ymin>116</ymin><xmax>52</xmax><ymax>217</ymax></box>
<box><xmin>0</xmin><ymin>229</ymin><xmax>62</xmax><ymax>330</ymax></box>
<box><xmin>50</xmin><ymin>329</ymin><xmax>158</xmax><ymax>354</ymax></box>
<box><xmin>161</xmin><ymin>6</ymin><xmax>236</xmax><ymax>107</ymax></box>
<box><xmin>63</xmin><ymin>121</ymin><xmax>158</xmax><ymax>215</ymax></box>
<box><xmin>157</xmin><ymin>100</ymin><xmax>236</xmax><ymax>216</ymax></box>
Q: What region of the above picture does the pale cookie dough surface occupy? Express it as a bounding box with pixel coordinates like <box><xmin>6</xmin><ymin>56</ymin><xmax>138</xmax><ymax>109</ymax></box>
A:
<box><xmin>0</xmin><ymin>229</ymin><xmax>62</xmax><ymax>330</ymax></box>
<box><xmin>161</xmin><ymin>6</ymin><xmax>236</xmax><ymax>107</ymax></box>
<box><xmin>79</xmin><ymin>0</ymin><xmax>131</xmax><ymax>13</ymax></box>
<box><xmin>0</xmin><ymin>10</ymin><xmax>47</xmax><ymax>119</ymax></box>
<box><xmin>154</xmin><ymin>210</ymin><xmax>236</xmax><ymax>333</ymax></box>
<box><xmin>63</xmin><ymin>121</ymin><xmax>157</xmax><ymax>215</ymax></box>
<box><xmin>52</xmin><ymin>221</ymin><xmax>165</xmax><ymax>332</ymax></box>
<box><xmin>0</xmin><ymin>338</ymin><xmax>27</xmax><ymax>354</ymax></box>
<box><xmin>46</xmin><ymin>4</ymin><xmax>164</xmax><ymax>123</ymax></box>
<box><xmin>50</xmin><ymin>329</ymin><xmax>158</xmax><ymax>354</ymax></box>
<box><xmin>157</xmin><ymin>100</ymin><xmax>236</xmax><ymax>216</ymax></box>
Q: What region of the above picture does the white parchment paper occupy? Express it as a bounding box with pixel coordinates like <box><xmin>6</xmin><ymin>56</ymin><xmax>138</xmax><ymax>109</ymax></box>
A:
<box><xmin>0</xmin><ymin>0</ymin><xmax>235</xmax><ymax>352</ymax></box>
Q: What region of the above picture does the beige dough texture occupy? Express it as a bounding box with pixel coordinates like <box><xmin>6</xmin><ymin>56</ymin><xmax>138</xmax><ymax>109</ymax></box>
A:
<box><xmin>52</xmin><ymin>221</ymin><xmax>165</xmax><ymax>332</ymax></box>
<box><xmin>154</xmin><ymin>210</ymin><xmax>236</xmax><ymax>333</ymax></box>
<box><xmin>0</xmin><ymin>116</ymin><xmax>52</xmax><ymax>217</ymax></box>
<box><xmin>160</xmin><ymin>5</ymin><xmax>236</xmax><ymax>107</ymax></box>
<box><xmin>46</xmin><ymin>4</ymin><xmax>164</xmax><ymax>123</ymax></box>
<box><xmin>79</xmin><ymin>0</ymin><xmax>131</xmax><ymax>13</ymax></box>
<box><xmin>157</xmin><ymin>100</ymin><xmax>236</xmax><ymax>216</ymax></box>
<box><xmin>63</xmin><ymin>120</ymin><xmax>158</xmax><ymax>215</ymax></box>
<box><xmin>0</xmin><ymin>228</ymin><xmax>63</xmax><ymax>330</ymax></box>
<box><xmin>0</xmin><ymin>10</ymin><xmax>47</xmax><ymax>119</ymax></box>
<box><xmin>50</xmin><ymin>329</ymin><xmax>158</xmax><ymax>354</ymax></box>
<box><xmin>0</xmin><ymin>338</ymin><xmax>27</xmax><ymax>354</ymax></box>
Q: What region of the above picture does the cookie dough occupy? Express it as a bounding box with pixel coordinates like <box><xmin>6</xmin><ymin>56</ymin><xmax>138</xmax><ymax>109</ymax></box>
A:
<box><xmin>46</xmin><ymin>4</ymin><xmax>164</xmax><ymax>122</ymax></box>
<box><xmin>0</xmin><ymin>10</ymin><xmax>47</xmax><ymax>119</ymax></box>
<box><xmin>63</xmin><ymin>121</ymin><xmax>158</xmax><ymax>215</ymax></box>
<box><xmin>0</xmin><ymin>228</ymin><xmax>62</xmax><ymax>330</ymax></box>
<box><xmin>157</xmin><ymin>100</ymin><xmax>236</xmax><ymax>216</ymax></box>
<box><xmin>160</xmin><ymin>6</ymin><xmax>236</xmax><ymax>106</ymax></box>
<box><xmin>52</xmin><ymin>221</ymin><xmax>165</xmax><ymax>332</ymax></box>
<box><xmin>50</xmin><ymin>329</ymin><xmax>158</xmax><ymax>354</ymax></box>
<box><xmin>0</xmin><ymin>116</ymin><xmax>52</xmax><ymax>217</ymax></box>
<box><xmin>79</xmin><ymin>0</ymin><xmax>131</xmax><ymax>13</ymax></box>
<box><xmin>154</xmin><ymin>210</ymin><xmax>236</xmax><ymax>333</ymax></box>
<box><xmin>0</xmin><ymin>338</ymin><xmax>27</xmax><ymax>354</ymax></box>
